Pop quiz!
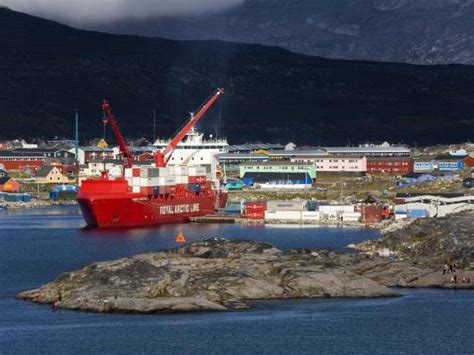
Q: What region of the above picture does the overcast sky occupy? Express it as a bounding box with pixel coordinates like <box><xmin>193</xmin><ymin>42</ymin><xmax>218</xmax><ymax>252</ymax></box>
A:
<box><xmin>2</xmin><ymin>0</ymin><xmax>244</xmax><ymax>23</ymax></box>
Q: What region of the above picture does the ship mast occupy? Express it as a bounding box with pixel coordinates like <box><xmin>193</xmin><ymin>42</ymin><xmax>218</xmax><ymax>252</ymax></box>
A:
<box><xmin>154</xmin><ymin>88</ymin><xmax>225</xmax><ymax>168</ymax></box>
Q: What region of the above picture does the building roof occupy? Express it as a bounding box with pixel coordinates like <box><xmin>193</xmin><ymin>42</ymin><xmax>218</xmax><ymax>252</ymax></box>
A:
<box><xmin>367</xmin><ymin>156</ymin><xmax>413</xmax><ymax>162</ymax></box>
<box><xmin>413</xmin><ymin>156</ymin><xmax>436</xmax><ymax>161</ymax></box>
<box><xmin>0</xmin><ymin>176</ymin><xmax>12</xmax><ymax>184</ymax></box>
<box><xmin>324</xmin><ymin>146</ymin><xmax>411</xmax><ymax>154</ymax></box>
<box><xmin>402</xmin><ymin>173</ymin><xmax>432</xmax><ymax>179</ymax></box>
<box><xmin>13</xmin><ymin>148</ymin><xmax>70</xmax><ymax>154</ymax></box>
<box><xmin>435</xmin><ymin>155</ymin><xmax>467</xmax><ymax>161</ymax></box>
<box><xmin>241</xmin><ymin>161</ymin><xmax>316</xmax><ymax>167</ymax></box>
<box><xmin>81</xmin><ymin>146</ymin><xmax>114</xmax><ymax>152</ymax></box>
<box><xmin>269</xmin><ymin>149</ymin><xmax>327</xmax><ymax>157</ymax></box>
<box><xmin>228</xmin><ymin>143</ymin><xmax>284</xmax><ymax>152</ymax></box>
<box><xmin>35</xmin><ymin>166</ymin><xmax>57</xmax><ymax>177</ymax></box>
<box><xmin>218</xmin><ymin>153</ymin><xmax>269</xmax><ymax>160</ymax></box>
<box><xmin>0</xmin><ymin>151</ymin><xmax>45</xmax><ymax>158</ymax></box>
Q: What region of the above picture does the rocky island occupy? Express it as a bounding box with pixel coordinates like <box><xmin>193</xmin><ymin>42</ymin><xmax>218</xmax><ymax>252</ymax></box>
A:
<box><xmin>18</xmin><ymin>212</ymin><xmax>473</xmax><ymax>314</ymax></box>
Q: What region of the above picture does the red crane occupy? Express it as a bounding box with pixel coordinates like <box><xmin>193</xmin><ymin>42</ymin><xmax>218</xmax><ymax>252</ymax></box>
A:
<box><xmin>154</xmin><ymin>88</ymin><xmax>225</xmax><ymax>167</ymax></box>
<box><xmin>102</xmin><ymin>100</ymin><xmax>134</xmax><ymax>169</ymax></box>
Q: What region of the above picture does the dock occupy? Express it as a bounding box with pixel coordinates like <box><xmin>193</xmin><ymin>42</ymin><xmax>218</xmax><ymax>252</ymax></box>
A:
<box><xmin>190</xmin><ymin>214</ymin><xmax>244</xmax><ymax>224</ymax></box>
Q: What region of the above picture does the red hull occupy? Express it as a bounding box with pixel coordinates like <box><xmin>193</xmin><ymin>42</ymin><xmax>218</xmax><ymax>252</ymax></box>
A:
<box><xmin>77</xmin><ymin>179</ymin><xmax>227</xmax><ymax>227</ymax></box>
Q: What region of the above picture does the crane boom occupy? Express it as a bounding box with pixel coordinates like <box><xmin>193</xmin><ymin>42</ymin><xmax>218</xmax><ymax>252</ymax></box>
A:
<box><xmin>102</xmin><ymin>100</ymin><xmax>133</xmax><ymax>169</ymax></box>
<box><xmin>155</xmin><ymin>88</ymin><xmax>225</xmax><ymax>167</ymax></box>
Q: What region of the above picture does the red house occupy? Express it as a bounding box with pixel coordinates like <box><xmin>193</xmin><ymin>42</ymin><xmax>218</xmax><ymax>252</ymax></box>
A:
<box><xmin>463</xmin><ymin>156</ymin><xmax>474</xmax><ymax>167</ymax></box>
<box><xmin>367</xmin><ymin>157</ymin><xmax>414</xmax><ymax>174</ymax></box>
<box><xmin>0</xmin><ymin>151</ymin><xmax>45</xmax><ymax>171</ymax></box>
<box><xmin>0</xmin><ymin>177</ymin><xmax>20</xmax><ymax>192</ymax></box>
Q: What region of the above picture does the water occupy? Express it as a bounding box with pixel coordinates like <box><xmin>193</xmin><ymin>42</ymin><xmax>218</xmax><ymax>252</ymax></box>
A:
<box><xmin>0</xmin><ymin>207</ymin><xmax>472</xmax><ymax>354</ymax></box>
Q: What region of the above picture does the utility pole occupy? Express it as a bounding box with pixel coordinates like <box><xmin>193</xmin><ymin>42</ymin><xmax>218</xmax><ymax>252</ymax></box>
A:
<box><xmin>75</xmin><ymin>110</ymin><xmax>79</xmax><ymax>161</ymax></box>
<box><xmin>153</xmin><ymin>109</ymin><xmax>156</xmax><ymax>142</ymax></box>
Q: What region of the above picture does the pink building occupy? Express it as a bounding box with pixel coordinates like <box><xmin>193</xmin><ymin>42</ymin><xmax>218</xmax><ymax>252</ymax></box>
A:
<box><xmin>291</xmin><ymin>156</ymin><xmax>367</xmax><ymax>175</ymax></box>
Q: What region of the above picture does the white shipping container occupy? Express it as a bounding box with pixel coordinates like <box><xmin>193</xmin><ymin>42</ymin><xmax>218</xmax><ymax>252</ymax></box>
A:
<box><xmin>265</xmin><ymin>210</ymin><xmax>302</xmax><ymax>220</ymax></box>
<box><xmin>140</xmin><ymin>177</ymin><xmax>160</xmax><ymax>187</ymax></box>
<box><xmin>132</xmin><ymin>186</ymin><xmax>140</xmax><ymax>193</ymax></box>
<box><xmin>342</xmin><ymin>212</ymin><xmax>361</xmax><ymax>222</ymax></box>
<box><xmin>301</xmin><ymin>211</ymin><xmax>320</xmax><ymax>221</ymax></box>
<box><xmin>188</xmin><ymin>166</ymin><xmax>207</xmax><ymax>176</ymax></box>
<box><xmin>172</xmin><ymin>166</ymin><xmax>188</xmax><ymax>175</ymax></box>
<box><xmin>175</xmin><ymin>175</ymin><xmax>189</xmax><ymax>184</ymax></box>
<box><xmin>132</xmin><ymin>177</ymin><xmax>140</xmax><ymax>186</ymax></box>
<box><xmin>266</xmin><ymin>200</ymin><xmax>306</xmax><ymax>212</ymax></box>
<box><xmin>158</xmin><ymin>176</ymin><xmax>176</xmax><ymax>186</ymax></box>
<box><xmin>124</xmin><ymin>168</ymin><xmax>133</xmax><ymax>178</ymax></box>
<box><xmin>319</xmin><ymin>205</ymin><xmax>355</xmax><ymax>214</ymax></box>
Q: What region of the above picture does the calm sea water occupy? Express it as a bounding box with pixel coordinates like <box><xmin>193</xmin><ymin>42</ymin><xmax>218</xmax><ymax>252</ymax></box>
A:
<box><xmin>0</xmin><ymin>206</ymin><xmax>472</xmax><ymax>354</ymax></box>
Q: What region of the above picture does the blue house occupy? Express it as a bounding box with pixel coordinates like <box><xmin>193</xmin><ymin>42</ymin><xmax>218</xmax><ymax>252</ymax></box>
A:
<box><xmin>435</xmin><ymin>155</ymin><xmax>465</xmax><ymax>171</ymax></box>
<box><xmin>413</xmin><ymin>157</ymin><xmax>435</xmax><ymax>172</ymax></box>
<box><xmin>397</xmin><ymin>173</ymin><xmax>436</xmax><ymax>188</ymax></box>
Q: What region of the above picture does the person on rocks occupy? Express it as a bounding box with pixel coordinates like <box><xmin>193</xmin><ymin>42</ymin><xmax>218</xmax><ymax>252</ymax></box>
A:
<box><xmin>442</xmin><ymin>264</ymin><xmax>449</xmax><ymax>275</ymax></box>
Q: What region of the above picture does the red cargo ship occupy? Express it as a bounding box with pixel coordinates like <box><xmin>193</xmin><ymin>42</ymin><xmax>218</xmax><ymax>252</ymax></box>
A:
<box><xmin>77</xmin><ymin>88</ymin><xmax>228</xmax><ymax>227</ymax></box>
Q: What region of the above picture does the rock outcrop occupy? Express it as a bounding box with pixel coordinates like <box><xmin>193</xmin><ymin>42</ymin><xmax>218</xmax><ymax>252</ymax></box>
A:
<box><xmin>18</xmin><ymin>239</ymin><xmax>397</xmax><ymax>314</ymax></box>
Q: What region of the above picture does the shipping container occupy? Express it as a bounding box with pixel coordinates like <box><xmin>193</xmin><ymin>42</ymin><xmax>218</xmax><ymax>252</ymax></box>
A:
<box><xmin>132</xmin><ymin>177</ymin><xmax>140</xmax><ymax>186</ymax></box>
<box><xmin>132</xmin><ymin>168</ymin><xmax>141</xmax><ymax>177</ymax></box>
<box><xmin>342</xmin><ymin>212</ymin><xmax>362</xmax><ymax>222</ymax></box>
<box><xmin>266</xmin><ymin>200</ymin><xmax>307</xmax><ymax>212</ymax></box>
<box><xmin>140</xmin><ymin>186</ymin><xmax>154</xmax><ymax>195</ymax></box>
<box><xmin>301</xmin><ymin>211</ymin><xmax>320</xmax><ymax>220</ymax></box>
<box><xmin>407</xmin><ymin>209</ymin><xmax>428</xmax><ymax>218</ymax></box>
<box><xmin>158</xmin><ymin>176</ymin><xmax>176</xmax><ymax>186</ymax></box>
<box><xmin>132</xmin><ymin>186</ymin><xmax>140</xmax><ymax>193</ymax></box>
<box><xmin>188</xmin><ymin>184</ymin><xmax>201</xmax><ymax>193</ymax></box>
<box><xmin>265</xmin><ymin>210</ymin><xmax>302</xmax><ymax>220</ymax></box>
<box><xmin>124</xmin><ymin>168</ymin><xmax>133</xmax><ymax>178</ymax></box>
<box><xmin>22</xmin><ymin>193</ymin><xmax>33</xmax><ymax>202</ymax></box>
<box><xmin>189</xmin><ymin>176</ymin><xmax>206</xmax><ymax>184</ymax></box>
<box><xmin>188</xmin><ymin>167</ymin><xmax>207</xmax><ymax>176</ymax></box>
<box><xmin>319</xmin><ymin>205</ymin><xmax>355</xmax><ymax>214</ymax></box>
<box><xmin>140</xmin><ymin>177</ymin><xmax>160</xmax><ymax>187</ymax></box>
<box><xmin>4</xmin><ymin>193</ymin><xmax>23</xmax><ymax>202</ymax></box>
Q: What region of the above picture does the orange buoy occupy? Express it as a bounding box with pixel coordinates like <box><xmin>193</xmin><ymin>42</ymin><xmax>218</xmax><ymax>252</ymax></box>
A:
<box><xmin>176</xmin><ymin>232</ymin><xmax>186</xmax><ymax>244</ymax></box>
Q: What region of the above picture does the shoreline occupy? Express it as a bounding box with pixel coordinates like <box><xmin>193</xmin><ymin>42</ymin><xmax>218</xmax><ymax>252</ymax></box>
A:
<box><xmin>0</xmin><ymin>199</ymin><xmax>77</xmax><ymax>210</ymax></box>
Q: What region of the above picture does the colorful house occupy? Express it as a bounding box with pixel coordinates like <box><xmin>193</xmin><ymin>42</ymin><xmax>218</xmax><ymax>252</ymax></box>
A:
<box><xmin>0</xmin><ymin>177</ymin><xmax>20</xmax><ymax>192</ymax></box>
<box><xmin>239</xmin><ymin>161</ymin><xmax>316</xmax><ymax>186</ymax></box>
<box><xmin>463</xmin><ymin>156</ymin><xmax>474</xmax><ymax>168</ymax></box>
<box><xmin>366</xmin><ymin>157</ymin><xmax>414</xmax><ymax>174</ymax></box>
<box><xmin>292</xmin><ymin>155</ymin><xmax>367</xmax><ymax>175</ymax></box>
<box><xmin>413</xmin><ymin>156</ymin><xmax>435</xmax><ymax>172</ymax></box>
<box><xmin>435</xmin><ymin>156</ymin><xmax>465</xmax><ymax>171</ymax></box>
<box><xmin>35</xmin><ymin>166</ymin><xmax>70</xmax><ymax>184</ymax></box>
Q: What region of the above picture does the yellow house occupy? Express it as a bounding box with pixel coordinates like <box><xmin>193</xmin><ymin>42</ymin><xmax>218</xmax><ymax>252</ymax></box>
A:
<box><xmin>35</xmin><ymin>166</ymin><xmax>70</xmax><ymax>184</ymax></box>
<box><xmin>96</xmin><ymin>138</ymin><xmax>109</xmax><ymax>148</ymax></box>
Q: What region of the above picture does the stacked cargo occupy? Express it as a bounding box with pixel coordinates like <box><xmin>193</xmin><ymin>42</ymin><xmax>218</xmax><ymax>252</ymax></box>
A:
<box><xmin>122</xmin><ymin>165</ymin><xmax>210</xmax><ymax>196</ymax></box>
<box><xmin>244</xmin><ymin>201</ymin><xmax>266</xmax><ymax>219</ymax></box>
<box><xmin>0</xmin><ymin>192</ymin><xmax>32</xmax><ymax>202</ymax></box>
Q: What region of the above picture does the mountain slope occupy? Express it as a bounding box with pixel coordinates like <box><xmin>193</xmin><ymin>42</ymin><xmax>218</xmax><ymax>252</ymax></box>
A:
<box><xmin>93</xmin><ymin>0</ymin><xmax>474</xmax><ymax>65</ymax></box>
<box><xmin>0</xmin><ymin>8</ymin><xmax>473</xmax><ymax>145</ymax></box>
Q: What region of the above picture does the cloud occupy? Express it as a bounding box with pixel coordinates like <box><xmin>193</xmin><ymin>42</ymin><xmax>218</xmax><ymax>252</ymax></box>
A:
<box><xmin>2</xmin><ymin>0</ymin><xmax>244</xmax><ymax>23</ymax></box>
